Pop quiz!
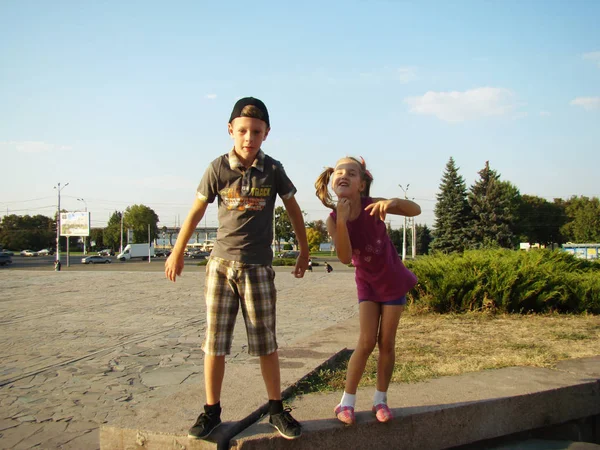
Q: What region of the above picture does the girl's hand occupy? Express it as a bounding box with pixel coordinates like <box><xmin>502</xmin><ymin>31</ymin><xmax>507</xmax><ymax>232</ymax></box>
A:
<box><xmin>165</xmin><ymin>251</ymin><xmax>185</xmax><ymax>282</ymax></box>
<box><xmin>337</xmin><ymin>198</ymin><xmax>351</xmax><ymax>222</ymax></box>
<box><xmin>365</xmin><ymin>199</ymin><xmax>393</xmax><ymax>221</ymax></box>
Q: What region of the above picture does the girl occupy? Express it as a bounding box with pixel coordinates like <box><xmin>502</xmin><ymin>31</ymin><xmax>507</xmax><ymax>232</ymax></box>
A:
<box><xmin>315</xmin><ymin>156</ymin><xmax>421</xmax><ymax>424</ymax></box>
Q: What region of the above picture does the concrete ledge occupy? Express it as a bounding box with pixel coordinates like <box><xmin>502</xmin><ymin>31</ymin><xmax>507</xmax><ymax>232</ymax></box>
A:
<box><xmin>230</xmin><ymin>358</ymin><xmax>600</xmax><ymax>450</ymax></box>
<box><xmin>100</xmin><ymin>320</ymin><xmax>357</xmax><ymax>449</ymax></box>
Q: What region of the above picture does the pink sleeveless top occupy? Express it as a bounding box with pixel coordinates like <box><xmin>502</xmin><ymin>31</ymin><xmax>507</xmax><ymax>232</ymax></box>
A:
<box><xmin>331</xmin><ymin>197</ymin><xmax>417</xmax><ymax>302</ymax></box>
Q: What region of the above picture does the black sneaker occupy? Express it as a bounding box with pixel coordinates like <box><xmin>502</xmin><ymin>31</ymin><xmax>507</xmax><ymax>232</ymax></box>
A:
<box><xmin>269</xmin><ymin>408</ymin><xmax>302</xmax><ymax>440</ymax></box>
<box><xmin>188</xmin><ymin>412</ymin><xmax>222</xmax><ymax>440</ymax></box>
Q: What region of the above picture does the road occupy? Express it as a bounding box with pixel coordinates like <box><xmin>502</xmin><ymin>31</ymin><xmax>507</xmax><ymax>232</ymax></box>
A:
<box><xmin>2</xmin><ymin>255</ymin><xmax>353</xmax><ymax>273</ymax></box>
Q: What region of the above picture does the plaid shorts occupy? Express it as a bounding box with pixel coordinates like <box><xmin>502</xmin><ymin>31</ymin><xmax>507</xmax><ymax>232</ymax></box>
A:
<box><xmin>202</xmin><ymin>256</ymin><xmax>278</xmax><ymax>356</ymax></box>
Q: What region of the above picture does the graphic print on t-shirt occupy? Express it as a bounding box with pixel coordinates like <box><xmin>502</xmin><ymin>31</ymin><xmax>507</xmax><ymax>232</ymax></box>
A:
<box><xmin>220</xmin><ymin>186</ymin><xmax>272</xmax><ymax>211</ymax></box>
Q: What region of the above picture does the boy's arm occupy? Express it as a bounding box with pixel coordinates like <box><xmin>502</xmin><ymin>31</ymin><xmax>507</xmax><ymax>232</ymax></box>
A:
<box><xmin>165</xmin><ymin>198</ymin><xmax>209</xmax><ymax>282</ymax></box>
<box><xmin>327</xmin><ymin>213</ymin><xmax>353</xmax><ymax>265</ymax></box>
<box><xmin>281</xmin><ymin>196</ymin><xmax>309</xmax><ymax>278</ymax></box>
<box><xmin>367</xmin><ymin>197</ymin><xmax>421</xmax><ymax>221</ymax></box>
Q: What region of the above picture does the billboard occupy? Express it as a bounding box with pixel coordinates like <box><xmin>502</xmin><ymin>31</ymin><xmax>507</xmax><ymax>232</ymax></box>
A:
<box><xmin>60</xmin><ymin>212</ymin><xmax>90</xmax><ymax>237</ymax></box>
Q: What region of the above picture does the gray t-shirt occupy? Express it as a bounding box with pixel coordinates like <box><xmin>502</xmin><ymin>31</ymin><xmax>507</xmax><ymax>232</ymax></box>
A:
<box><xmin>197</xmin><ymin>149</ymin><xmax>296</xmax><ymax>264</ymax></box>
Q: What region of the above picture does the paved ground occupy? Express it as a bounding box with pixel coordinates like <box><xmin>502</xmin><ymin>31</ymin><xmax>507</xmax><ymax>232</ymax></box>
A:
<box><xmin>0</xmin><ymin>267</ymin><xmax>358</xmax><ymax>449</ymax></box>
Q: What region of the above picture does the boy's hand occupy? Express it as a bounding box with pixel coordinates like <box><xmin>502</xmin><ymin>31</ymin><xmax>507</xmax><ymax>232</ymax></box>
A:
<box><xmin>292</xmin><ymin>255</ymin><xmax>309</xmax><ymax>278</ymax></box>
<box><xmin>365</xmin><ymin>199</ymin><xmax>393</xmax><ymax>221</ymax></box>
<box><xmin>165</xmin><ymin>251</ymin><xmax>185</xmax><ymax>282</ymax></box>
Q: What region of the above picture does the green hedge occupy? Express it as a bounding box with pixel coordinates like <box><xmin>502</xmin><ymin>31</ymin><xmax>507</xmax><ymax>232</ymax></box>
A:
<box><xmin>404</xmin><ymin>249</ymin><xmax>600</xmax><ymax>314</ymax></box>
<box><xmin>272</xmin><ymin>258</ymin><xmax>297</xmax><ymax>266</ymax></box>
<box><xmin>196</xmin><ymin>258</ymin><xmax>298</xmax><ymax>267</ymax></box>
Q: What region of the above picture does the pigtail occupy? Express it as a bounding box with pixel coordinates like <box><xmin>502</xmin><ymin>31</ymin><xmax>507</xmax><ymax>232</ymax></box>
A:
<box><xmin>355</xmin><ymin>156</ymin><xmax>373</xmax><ymax>197</ymax></box>
<box><xmin>315</xmin><ymin>167</ymin><xmax>336</xmax><ymax>210</ymax></box>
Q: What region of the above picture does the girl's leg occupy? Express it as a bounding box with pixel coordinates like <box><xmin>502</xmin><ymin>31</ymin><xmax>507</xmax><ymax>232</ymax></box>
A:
<box><xmin>336</xmin><ymin>301</ymin><xmax>381</xmax><ymax>424</ymax></box>
<box><xmin>376</xmin><ymin>305</ymin><xmax>404</xmax><ymax>393</ymax></box>
<box><xmin>371</xmin><ymin>304</ymin><xmax>404</xmax><ymax>423</ymax></box>
<box><xmin>344</xmin><ymin>301</ymin><xmax>382</xmax><ymax>395</ymax></box>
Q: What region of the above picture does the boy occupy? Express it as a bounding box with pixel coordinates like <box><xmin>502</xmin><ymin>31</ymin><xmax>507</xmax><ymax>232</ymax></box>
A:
<box><xmin>165</xmin><ymin>97</ymin><xmax>309</xmax><ymax>441</ymax></box>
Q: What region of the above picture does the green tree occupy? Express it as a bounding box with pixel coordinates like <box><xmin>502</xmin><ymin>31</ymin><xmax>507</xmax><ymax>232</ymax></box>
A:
<box><xmin>467</xmin><ymin>162</ymin><xmax>520</xmax><ymax>249</ymax></box>
<box><xmin>123</xmin><ymin>204</ymin><xmax>159</xmax><ymax>244</ymax></box>
<box><xmin>431</xmin><ymin>157</ymin><xmax>471</xmax><ymax>253</ymax></box>
<box><xmin>388</xmin><ymin>223</ymin><xmax>433</xmax><ymax>256</ymax></box>
<box><xmin>103</xmin><ymin>211</ymin><xmax>124</xmax><ymax>250</ymax></box>
<box><xmin>275</xmin><ymin>206</ymin><xmax>293</xmax><ymax>249</ymax></box>
<box><xmin>414</xmin><ymin>223</ymin><xmax>433</xmax><ymax>255</ymax></box>
<box><xmin>89</xmin><ymin>228</ymin><xmax>105</xmax><ymax>250</ymax></box>
<box><xmin>306</xmin><ymin>228</ymin><xmax>322</xmax><ymax>252</ymax></box>
<box><xmin>388</xmin><ymin>226</ymin><xmax>403</xmax><ymax>254</ymax></box>
<box><xmin>516</xmin><ymin>195</ymin><xmax>566</xmax><ymax>246</ymax></box>
<box><xmin>0</xmin><ymin>214</ymin><xmax>55</xmax><ymax>250</ymax></box>
<box><xmin>561</xmin><ymin>196</ymin><xmax>600</xmax><ymax>242</ymax></box>
<box><xmin>306</xmin><ymin>219</ymin><xmax>328</xmax><ymax>243</ymax></box>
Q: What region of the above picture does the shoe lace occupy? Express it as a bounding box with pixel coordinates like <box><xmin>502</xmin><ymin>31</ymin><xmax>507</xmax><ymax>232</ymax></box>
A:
<box><xmin>193</xmin><ymin>413</ymin><xmax>212</xmax><ymax>428</ymax></box>
<box><xmin>281</xmin><ymin>408</ymin><xmax>300</xmax><ymax>427</ymax></box>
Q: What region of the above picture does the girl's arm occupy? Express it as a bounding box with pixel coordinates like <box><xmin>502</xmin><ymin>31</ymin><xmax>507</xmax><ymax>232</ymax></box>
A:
<box><xmin>367</xmin><ymin>197</ymin><xmax>421</xmax><ymax>221</ymax></box>
<box><xmin>327</xmin><ymin>215</ymin><xmax>353</xmax><ymax>265</ymax></box>
<box><xmin>165</xmin><ymin>198</ymin><xmax>208</xmax><ymax>282</ymax></box>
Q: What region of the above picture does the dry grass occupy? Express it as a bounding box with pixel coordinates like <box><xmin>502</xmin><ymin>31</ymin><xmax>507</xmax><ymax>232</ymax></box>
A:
<box><xmin>315</xmin><ymin>311</ymin><xmax>600</xmax><ymax>391</ymax></box>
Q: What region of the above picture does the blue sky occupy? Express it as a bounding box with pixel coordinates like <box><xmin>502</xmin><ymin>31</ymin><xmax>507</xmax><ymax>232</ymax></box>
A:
<box><xmin>1</xmin><ymin>0</ymin><xmax>598</xmax><ymax>231</ymax></box>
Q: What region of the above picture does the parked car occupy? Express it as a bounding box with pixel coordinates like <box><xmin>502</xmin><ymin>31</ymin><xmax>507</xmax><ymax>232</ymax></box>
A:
<box><xmin>98</xmin><ymin>249</ymin><xmax>115</xmax><ymax>256</ymax></box>
<box><xmin>37</xmin><ymin>248</ymin><xmax>55</xmax><ymax>256</ymax></box>
<box><xmin>20</xmin><ymin>249</ymin><xmax>38</xmax><ymax>257</ymax></box>
<box><xmin>155</xmin><ymin>249</ymin><xmax>172</xmax><ymax>257</ymax></box>
<box><xmin>278</xmin><ymin>250</ymin><xmax>299</xmax><ymax>259</ymax></box>
<box><xmin>81</xmin><ymin>255</ymin><xmax>111</xmax><ymax>264</ymax></box>
<box><xmin>189</xmin><ymin>251</ymin><xmax>210</xmax><ymax>259</ymax></box>
<box><xmin>0</xmin><ymin>252</ymin><xmax>12</xmax><ymax>266</ymax></box>
<box><xmin>0</xmin><ymin>249</ymin><xmax>14</xmax><ymax>256</ymax></box>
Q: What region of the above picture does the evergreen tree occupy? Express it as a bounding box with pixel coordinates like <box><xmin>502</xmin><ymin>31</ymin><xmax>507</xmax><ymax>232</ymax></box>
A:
<box><xmin>467</xmin><ymin>161</ymin><xmax>520</xmax><ymax>249</ymax></box>
<box><xmin>414</xmin><ymin>223</ymin><xmax>433</xmax><ymax>255</ymax></box>
<box><xmin>431</xmin><ymin>157</ymin><xmax>471</xmax><ymax>253</ymax></box>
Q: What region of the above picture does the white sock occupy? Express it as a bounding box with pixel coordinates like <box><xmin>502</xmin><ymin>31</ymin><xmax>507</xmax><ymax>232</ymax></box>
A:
<box><xmin>340</xmin><ymin>392</ymin><xmax>356</xmax><ymax>408</ymax></box>
<box><xmin>373</xmin><ymin>390</ymin><xmax>387</xmax><ymax>406</ymax></box>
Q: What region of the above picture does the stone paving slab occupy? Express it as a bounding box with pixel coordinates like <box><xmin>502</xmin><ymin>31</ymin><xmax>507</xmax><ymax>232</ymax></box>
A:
<box><xmin>0</xmin><ymin>270</ymin><xmax>358</xmax><ymax>449</ymax></box>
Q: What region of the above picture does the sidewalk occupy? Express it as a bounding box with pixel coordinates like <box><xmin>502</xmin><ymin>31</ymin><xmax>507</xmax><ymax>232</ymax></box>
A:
<box><xmin>2</xmin><ymin>270</ymin><xmax>598</xmax><ymax>449</ymax></box>
<box><xmin>0</xmin><ymin>269</ymin><xmax>357</xmax><ymax>449</ymax></box>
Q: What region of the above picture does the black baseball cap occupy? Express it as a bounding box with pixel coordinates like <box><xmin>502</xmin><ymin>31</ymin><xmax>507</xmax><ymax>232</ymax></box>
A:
<box><xmin>229</xmin><ymin>97</ymin><xmax>270</xmax><ymax>127</ymax></box>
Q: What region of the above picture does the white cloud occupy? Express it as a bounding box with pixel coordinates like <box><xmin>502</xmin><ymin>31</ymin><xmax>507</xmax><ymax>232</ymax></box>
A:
<box><xmin>0</xmin><ymin>141</ymin><xmax>72</xmax><ymax>153</ymax></box>
<box><xmin>582</xmin><ymin>51</ymin><xmax>600</xmax><ymax>68</ymax></box>
<box><xmin>404</xmin><ymin>87</ymin><xmax>517</xmax><ymax>123</ymax></box>
<box><xmin>570</xmin><ymin>97</ymin><xmax>600</xmax><ymax>111</ymax></box>
<box><xmin>205</xmin><ymin>94</ymin><xmax>217</xmax><ymax>99</ymax></box>
<box><xmin>539</xmin><ymin>111</ymin><xmax>551</xmax><ymax>117</ymax></box>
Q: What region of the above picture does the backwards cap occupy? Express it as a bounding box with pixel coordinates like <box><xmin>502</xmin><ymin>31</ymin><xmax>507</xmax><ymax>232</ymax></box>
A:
<box><xmin>229</xmin><ymin>97</ymin><xmax>270</xmax><ymax>127</ymax></box>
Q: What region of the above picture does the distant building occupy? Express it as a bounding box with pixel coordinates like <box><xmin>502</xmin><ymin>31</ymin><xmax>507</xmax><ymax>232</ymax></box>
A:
<box><xmin>562</xmin><ymin>243</ymin><xmax>600</xmax><ymax>260</ymax></box>
<box><xmin>320</xmin><ymin>242</ymin><xmax>333</xmax><ymax>252</ymax></box>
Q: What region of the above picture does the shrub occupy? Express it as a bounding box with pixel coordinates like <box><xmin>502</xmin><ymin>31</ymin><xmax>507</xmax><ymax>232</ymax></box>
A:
<box><xmin>405</xmin><ymin>249</ymin><xmax>600</xmax><ymax>314</ymax></box>
<box><xmin>272</xmin><ymin>258</ymin><xmax>297</xmax><ymax>266</ymax></box>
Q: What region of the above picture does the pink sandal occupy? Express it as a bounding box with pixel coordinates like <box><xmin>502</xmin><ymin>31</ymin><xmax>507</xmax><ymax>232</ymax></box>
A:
<box><xmin>334</xmin><ymin>404</ymin><xmax>355</xmax><ymax>425</ymax></box>
<box><xmin>372</xmin><ymin>403</ymin><xmax>393</xmax><ymax>423</ymax></box>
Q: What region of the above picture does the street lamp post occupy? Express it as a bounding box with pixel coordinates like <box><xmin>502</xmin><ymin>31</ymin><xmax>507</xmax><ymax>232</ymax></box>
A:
<box><xmin>398</xmin><ymin>183</ymin><xmax>410</xmax><ymax>261</ymax></box>
<box><xmin>77</xmin><ymin>198</ymin><xmax>88</xmax><ymax>255</ymax></box>
<box><xmin>54</xmin><ymin>182</ymin><xmax>69</xmax><ymax>266</ymax></box>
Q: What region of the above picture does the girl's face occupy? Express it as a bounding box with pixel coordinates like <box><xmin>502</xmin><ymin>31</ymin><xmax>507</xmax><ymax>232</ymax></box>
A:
<box><xmin>332</xmin><ymin>158</ymin><xmax>365</xmax><ymax>198</ymax></box>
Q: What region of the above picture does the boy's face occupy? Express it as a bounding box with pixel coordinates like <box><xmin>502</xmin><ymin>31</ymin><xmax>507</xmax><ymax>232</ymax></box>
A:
<box><xmin>228</xmin><ymin>117</ymin><xmax>270</xmax><ymax>165</ymax></box>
